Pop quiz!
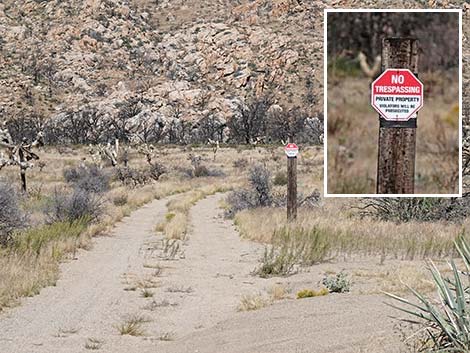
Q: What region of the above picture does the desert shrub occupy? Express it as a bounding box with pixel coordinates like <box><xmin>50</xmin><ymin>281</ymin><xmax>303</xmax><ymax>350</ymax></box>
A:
<box><xmin>297</xmin><ymin>288</ymin><xmax>329</xmax><ymax>299</ymax></box>
<box><xmin>249</xmin><ymin>164</ymin><xmax>272</xmax><ymax>206</ymax></box>
<box><xmin>233</xmin><ymin>158</ymin><xmax>248</xmax><ymax>170</ymax></box>
<box><xmin>113</xmin><ymin>193</ymin><xmax>128</xmax><ymax>206</ymax></box>
<box><xmin>193</xmin><ymin>165</ymin><xmax>225</xmax><ymax>178</ymax></box>
<box><xmin>322</xmin><ymin>271</ymin><xmax>351</xmax><ymax>293</ymax></box>
<box><xmin>273</xmin><ymin>171</ymin><xmax>288</xmax><ymax>186</ymax></box>
<box><xmin>0</xmin><ymin>182</ymin><xmax>26</xmax><ymax>245</ymax></box>
<box><xmin>147</xmin><ymin>162</ymin><xmax>166</xmax><ymax>181</ymax></box>
<box><xmin>386</xmin><ymin>235</ymin><xmax>470</xmax><ymax>352</ymax></box>
<box><xmin>63</xmin><ymin>165</ymin><xmax>110</xmax><ymax>193</ymax></box>
<box><xmin>254</xmin><ymin>227</ymin><xmax>331</xmax><ymax>277</ymax></box>
<box><xmin>44</xmin><ymin>188</ymin><xmax>103</xmax><ymax>224</ymax></box>
<box><xmin>194</xmin><ymin>165</ymin><xmax>209</xmax><ymax>177</ymax></box>
<box><xmin>115</xmin><ymin>167</ymin><xmax>140</xmax><ymax>186</ymax></box>
<box><xmin>165</xmin><ymin>213</ymin><xmax>175</xmax><ymax>221</ymax></box>
<box><xmin>180</xmin><ymin>162</ymin><xmax>225</xmax><ymax>179</ymax></box>
<box><xmin>225</xmin><ymin>189</ymin><xmax>259</xmax><ymax>217</ymax></box>
<box><xmin>45</xmin><ymin>107</ymin><xmax>107</xmax><ymax>144</ymax></box>
<box><xmin>237</xmin><ymin>294</ymin><xmax>270</xmax><ymax>312</ymax></box>
<box><xmin>115</xmin><ymin>163</ymin><xmax>166</xmax><ymax>187</ymax></box>
<box><xmin>255</xmin><ymin>245</ymin><xmax>298</xmax><ymax>278</ymax></box>
<box><xmin>359</xmin><ymin>198</ymin><xmax>470</xmax><ymax>223</ymax></box>
<box><xmin>266</xmin><ymin>106</ymin><xmax>308</xmax><ymax>143</ymax></box>
<box><xmin>226</xmin><ymin>164</ymin><xmax>273</xmax><ymax>217</ymax></box>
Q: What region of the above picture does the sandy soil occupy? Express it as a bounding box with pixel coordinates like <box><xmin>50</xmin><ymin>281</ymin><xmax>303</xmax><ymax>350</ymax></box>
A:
<box><xmin>0</xmin><ymin>194</ymin><xmax>406</xmax><ymax>353</ymax></box>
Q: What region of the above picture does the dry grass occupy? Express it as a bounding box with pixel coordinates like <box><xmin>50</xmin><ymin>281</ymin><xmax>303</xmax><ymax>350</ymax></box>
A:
<box><xmin>268</xmin><ymin>284</ymin><xmax>290</xmax><ymax>300</ymax></box>
<box><xmin>140</xmin><ymin>288</ymin><xmax>154</xmax><ymax>298</ymax></box>
<box><xmin>353</xmin><ymin>262</ymin><xmax>439</xmax><ymax>295</ymax></box>
<box><xmin>237</xmin><ymin>293</ymin><xmax>271</xmax><ymax>312</ymax></box>
<box><xmin>166</xmin><ymin>285</ymin><xmax>193</xmax><ymax>293</ymax></box>
<box><xmin>234</xmin><ymin>204</ymin><xmax>462</xmax><ymax>260</ymax></box>
<box><xmin>122</xmin><ymin>273</ymin><xmax>159</xmax><ymax>292</ymax></box>
<box><xmin>0</xmin><ymin>143</ymin><xmax>460</xmax><ymax>315</ymax></box>
<box><xmin>159</xmin><ymin>332</ymin><xmax>176</xmax><ymax>341</ymax></box>
<box><xmin>85</xmin><ymin>337</ymin><xmax>103</xmax><ymax>350</ymax></box>
<box><xmin>156</xmin><ymin>183</ymin><xmax>235</xmax><ymax>240</ymax></box>
<box><xmin>116</xmin><ymin>314</ymin><xmax>150</xmax><ymax>336</ymax></box>
<box><xmin>0</xmin><ymin>146</ymin><xmax>245</xmax><ymax>310</ymax></box>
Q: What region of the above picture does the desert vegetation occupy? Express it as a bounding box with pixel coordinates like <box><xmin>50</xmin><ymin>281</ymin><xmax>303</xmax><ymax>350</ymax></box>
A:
<box><xmin>0</xmin><ymin>138</ymin><xmax>240</xmax><ymax>309</ymax></box>
<box><xmin>0</xmin><ymin>1</ymin><xmax>469</xmax><ymax>353</ymax></box>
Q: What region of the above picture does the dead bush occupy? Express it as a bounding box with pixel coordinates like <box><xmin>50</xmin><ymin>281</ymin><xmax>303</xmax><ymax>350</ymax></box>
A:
<box><xmin>233</xmin><ymin>158</ymin><xmax>248</xmax><ymax>170</ymax></box>
<box><xmin>0</xmin><ymin>182</ymin><xmax>26</xmax><ymax>245</ymax></box>
<box><xmin>358</xmin><ymin>198</ymin><xmax>470</xmax><ymax>223</ymax></box>
<box><xmin>226</xmin><ymin>164</ymin><xmax>273</xmax><ymax>217</ymax></box>
<box><xmin>115</xmin><ymin>163</ymin><xmax>165</xmax><ymax>187</ymax></box>
<box><xmin>63</xmin><ymin>165</ymin><xmax>110</xmax><ymax>193</ymax></box>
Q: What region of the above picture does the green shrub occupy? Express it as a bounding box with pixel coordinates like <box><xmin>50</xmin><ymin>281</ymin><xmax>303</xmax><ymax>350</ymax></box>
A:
<box><xmin>322</xmin><ymin>271</ymin><xmax>351</xmax><ymax>293</ymax></box>
<box><xmin>165</xmin><ymin>213</ymin><xmax>176</xmax><ymax>221</ymax></box>
<box><xmin>297</xmin><ymin>288</ymin><xmax>329</xmax><ymax>299</ymax></box>
<box><xmin>255</xmin><ymin>246</ymin><xmax>297</xmax><ymax>278</ymax></box>
<box><xmin>386</xmin><ymin>235</ymin><xmax>470</xmax><ymax>351</ymax></box>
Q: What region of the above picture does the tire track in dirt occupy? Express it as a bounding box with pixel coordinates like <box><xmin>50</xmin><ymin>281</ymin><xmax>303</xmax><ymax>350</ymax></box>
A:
<box><xmin>0</xmin><ymin>197</ymin><xmax>170</xmax><ymax>353</ymax></box>
<box><xmin>151</xmin><ymin>194</ymin><xmax>405</xmax><ymax>353</ymax></box>
<box><xmin>0</xmin><ymin>193</ymin><xmax>405</xmax><ymax>353</ymax></box>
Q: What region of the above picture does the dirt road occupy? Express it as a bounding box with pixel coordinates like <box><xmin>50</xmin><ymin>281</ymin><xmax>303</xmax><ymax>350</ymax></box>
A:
<box><xmin>0</xmin><ymin>194</ymin><xmax>405</xmax><ymax>353</ymax></box>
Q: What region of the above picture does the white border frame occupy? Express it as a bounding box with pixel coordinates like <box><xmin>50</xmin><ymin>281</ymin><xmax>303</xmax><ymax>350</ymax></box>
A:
<box><xmin>323</xmin><ymin>8</ymin><xmax>463</xmax><ymax>198</ymax></box>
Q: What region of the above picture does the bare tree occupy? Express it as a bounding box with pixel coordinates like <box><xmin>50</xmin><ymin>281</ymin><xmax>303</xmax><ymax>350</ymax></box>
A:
<box><xmin>228</xmin><ymin>94</ymin><xmax>274</xmax><ymax>144</ymax></box>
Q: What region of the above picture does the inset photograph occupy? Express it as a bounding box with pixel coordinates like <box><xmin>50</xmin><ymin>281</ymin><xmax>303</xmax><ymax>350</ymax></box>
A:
<box><xmin>324</xmin><ymin>9</ymin><xmax>461</xmax><ymax>196</ymax></box>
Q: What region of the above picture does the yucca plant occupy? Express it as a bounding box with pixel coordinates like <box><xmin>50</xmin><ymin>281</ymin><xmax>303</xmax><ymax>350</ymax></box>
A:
<box><xmin>385</xmin><ymin>234</ymin><xmax>470</xmax><ymax>352</ymax></box>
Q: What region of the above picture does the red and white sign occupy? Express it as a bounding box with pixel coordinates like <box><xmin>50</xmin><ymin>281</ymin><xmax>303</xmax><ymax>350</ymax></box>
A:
<box><xmin>371</xmin><ymin>68</ymin><xmax>424</xmax><ymax>121</ymax></box>
<box><xmin>284</xmin><ymin>143</ymin><xmax>299</xmax><ymax>158</ymax></box>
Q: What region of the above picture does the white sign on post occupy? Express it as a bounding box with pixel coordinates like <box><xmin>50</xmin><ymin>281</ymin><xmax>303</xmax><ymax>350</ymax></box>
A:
<box><xmin>284</xmin><ymin>143</ymin><xmax>299</xmax><ymax>158</ymax></box>
<box><xmin>371</xmin><ymin>68</ymin><xmax>424</xmax><ymax>121</ymax></box>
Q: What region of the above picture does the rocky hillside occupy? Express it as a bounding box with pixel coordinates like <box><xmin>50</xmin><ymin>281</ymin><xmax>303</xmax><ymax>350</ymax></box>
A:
<box><xmin>0</xmin><ymin>0</ymin><xmax>468</xmax><ymax>144</ymax></box>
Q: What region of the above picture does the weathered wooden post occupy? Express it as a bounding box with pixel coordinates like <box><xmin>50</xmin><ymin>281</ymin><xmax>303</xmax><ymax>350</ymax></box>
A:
<box><xmin>285</xmin><ymin>137</ymin><xmax>298</xmax><ymax>221</ymax></box>
<box><xmin>373</xmin><ymin>38</ymin><xmax>423</xmax><ymax>194</ymax></box>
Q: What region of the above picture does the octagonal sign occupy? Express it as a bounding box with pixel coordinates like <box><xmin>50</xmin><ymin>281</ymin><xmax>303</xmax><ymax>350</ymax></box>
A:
<box><xmin>371</xmin><ymin>68</ymin><xmax>424</xmax><ymax>121</ymax></box>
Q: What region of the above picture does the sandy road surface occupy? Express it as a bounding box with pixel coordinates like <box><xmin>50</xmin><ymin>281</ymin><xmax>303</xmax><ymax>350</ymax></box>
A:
<box><xmin>0</xmin><ymin>194</ymin><xmax>405</xmax><ymax>353</ymax></box>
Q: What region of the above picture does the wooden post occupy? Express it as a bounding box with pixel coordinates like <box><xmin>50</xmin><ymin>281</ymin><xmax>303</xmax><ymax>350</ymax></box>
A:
<box><xmin>20</xmin><ymin>168</ymin><xmax>26</xmax><ymax>193</ymax></box>
<box><xmin>376</xmin><ymin>38</ymin><xmax>419</xmax><ymax>194</ymax></box>
<box><xmin>287</xmin><ymin>137</ymin><xmax>297</xmax><ymax>221</ymax></box>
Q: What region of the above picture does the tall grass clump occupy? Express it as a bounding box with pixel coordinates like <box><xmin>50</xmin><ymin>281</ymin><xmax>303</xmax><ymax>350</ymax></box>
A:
<box><xmin>386</xmin><ymin>234</ymin><xmax>470</xmax><ymax>351</ymax></box>
<box><xmin>12</xmin><ymin>220</ymin><xmax>88</xmax><ymax>257</ymax></box>
<box><xmin>0</xmin><ymin>182</ymin><xmax>26</xmax><ymax>245</ymax></box>
<box><xmin>255</xmin><ymin>226</ymin><xmax>332</xmax><ymax>277</ymax></box>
